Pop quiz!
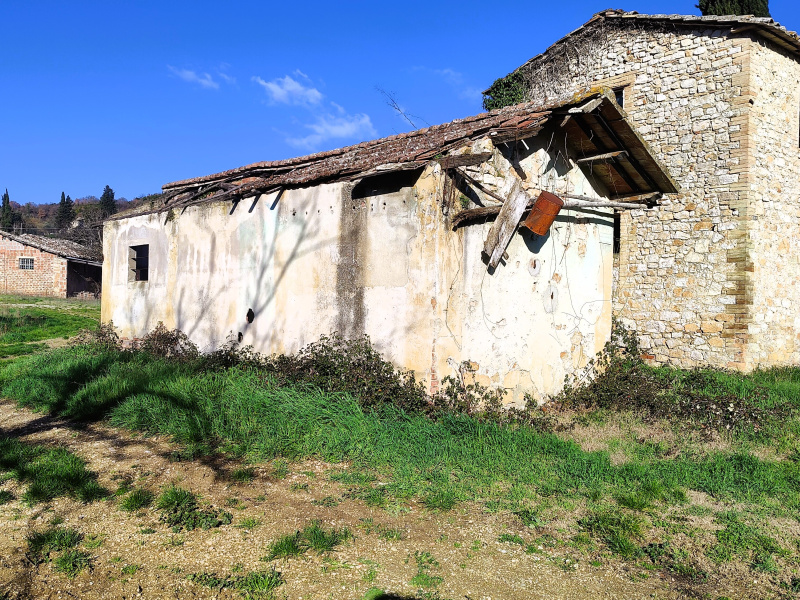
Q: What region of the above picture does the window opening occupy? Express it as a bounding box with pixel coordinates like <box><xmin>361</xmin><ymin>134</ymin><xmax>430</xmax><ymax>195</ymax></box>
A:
<box><xmin>19</xmin><ymin>257</ymin><xmax>34</xmax><ymax>270</ymax></box>
<box><xmin>612</xmin><ymin>86</ymin><xmax>625</xmax><ymax>108</ymax></box>
<box><xmin>613</xmin><ymin>213</ymin><xmax>621</xmax><ymax>255</ymax></box>
<box><xmin>129</xmin><ymin>244</ymin><xmax>149</xmax><ymax>282</ymax></box>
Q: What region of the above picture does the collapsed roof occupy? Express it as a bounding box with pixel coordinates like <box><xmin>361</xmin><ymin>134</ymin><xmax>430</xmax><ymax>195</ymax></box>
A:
<box><xmin>121</xmin><ymin>91</ymin><xmax>678</xmax><ymax>222</ymax></box>
<box><xmin>0</xmin><ymin>231</ymin><xmax>101</xmax><ymax>264</ymax></box>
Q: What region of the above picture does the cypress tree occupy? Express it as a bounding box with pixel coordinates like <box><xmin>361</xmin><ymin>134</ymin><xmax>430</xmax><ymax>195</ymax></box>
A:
<box><xmin>56</xmin><ymin>191</ymin><xmax>76</xmax><ymax>229</ymax></box>
<box><xmin>0</xmin><ymin>189</ymin><xmax>12</xmax><ymax>231</ymax></box>
<box><xmin>697</xmin><ymin>0</ymin><xmax>770</xmax><ymax>17</ymax></box>
<box><xmin>99</xmin><ymin>185</ymin><xmax>117</xmax><ymax>218</ymax></box>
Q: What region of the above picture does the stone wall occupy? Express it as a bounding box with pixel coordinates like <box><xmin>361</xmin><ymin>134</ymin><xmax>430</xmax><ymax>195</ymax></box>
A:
<box><xmin>0</xmin><ymin>236</ymin><xmax>68</xmax><ymax>297</ymax></box>
<box><xmin>746</xmin><ymin>41</ymin><xmax>800</xmax><ymax>365</ymax></box>
<box><xmin>520</xmin><ymin>21</ymin><xmax>782</xmax><ymax>369</ymax></box>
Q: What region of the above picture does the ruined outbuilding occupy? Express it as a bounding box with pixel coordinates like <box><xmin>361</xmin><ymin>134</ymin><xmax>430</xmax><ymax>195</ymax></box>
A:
<box><xmin>486</xmin><ymin>9</ymin><xmax>800</xmax><ymax>370</ymax></box>
<box><xmin>102</xmin><ymin>92</ymin><xmax>676</xmax><ymax>401</ymax></box>
<box><xmin>0</xmin><ymin>232</ymin><xmax>102</xmax><ymax>298</ymax></box>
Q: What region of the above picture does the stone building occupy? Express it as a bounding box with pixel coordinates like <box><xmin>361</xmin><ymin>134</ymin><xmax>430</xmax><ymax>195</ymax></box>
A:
<box><xmin>102</xmin><ymin>92</ymin><xmax>676</xmax><ymax>400</ymax></box>
<box><xmin>485</xmin><ymin>10</ymin><xmax>800</xmax><ymax>370</ymax></box>
<box><xmin>0</xmin><ymin>232</ymin><xmax>102</xmax><ymax>297</ymax></box>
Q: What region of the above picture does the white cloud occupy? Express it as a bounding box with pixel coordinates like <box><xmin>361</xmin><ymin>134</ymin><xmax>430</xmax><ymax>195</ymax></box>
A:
<box><xmin>168</xmin><ymin>66</ymin><xmax>219</xmax><ymax>90</ymax></box>
<box><xmin>217</xmin><ymin>72</ymin><xmax>237</xmax><ymax>85</ymax></box>
<box><xmin>252</xmin><ymin>74</ymin><xmax>323</xmax><ymax>105</ymax></box>
<box><xmin>287</xmin><ymin>113</ymin><xmax>376</xmax><ymax>150</ymax></box>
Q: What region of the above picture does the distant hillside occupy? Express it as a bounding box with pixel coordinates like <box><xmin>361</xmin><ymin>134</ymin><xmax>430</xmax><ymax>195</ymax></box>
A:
<box><xmin>10</xmin><ymin>193</ymin><xmax>162</xmax><ymax>234</ymax></box>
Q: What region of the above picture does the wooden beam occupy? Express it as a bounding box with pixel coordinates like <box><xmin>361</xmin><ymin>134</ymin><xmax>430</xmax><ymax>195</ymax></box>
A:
<box><xmin>452</xmin><ymin>195</ymin><xmax>654</xmax><ymax>229</ymax></box>
<box><xmin>576</xmin><ymin>150</ymin><xmax>628</xmax><ymax>164</ymax></box>
<box><xmin>482</xmin><ymin>179</ymin><xmax>531</xmax><ymax>269</ymax></box>
<box><xmin>568</xmin><ymin>97</ymin><xmax>604</xmax><ymax>114</ymax></box>
<box><xmin>453</xmin><ymin>167</ymin><xmax>504</xmax><ymax>204</ymax></box>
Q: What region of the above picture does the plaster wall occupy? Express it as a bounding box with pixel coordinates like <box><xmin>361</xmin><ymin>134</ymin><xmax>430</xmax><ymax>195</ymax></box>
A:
<box><xmin>103</xmin><ymin>139</ymin><xmax>614</xmax><ymax>402</ymax></box>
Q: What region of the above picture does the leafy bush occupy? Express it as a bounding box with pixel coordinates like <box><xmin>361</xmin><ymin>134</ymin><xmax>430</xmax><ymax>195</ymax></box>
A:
<box><xmin>264</xmin><ymin>333</ymin><xmax>430</xmax><ymax>414</ymax></box>
<box><xmin>136</xmin><ymin>322</ymin><xmax>199</xmax><ymax>361</ymax></box>
<box><xmin>552</xmin><ymin>319</ymin><xmax>782</xmax><ymax>433</ymax></box>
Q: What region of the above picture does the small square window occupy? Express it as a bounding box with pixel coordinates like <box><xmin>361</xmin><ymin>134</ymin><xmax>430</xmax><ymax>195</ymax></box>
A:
<box><xmin>19</xmin><ymin>257</ymin><xmax>34</xmax><ymax>270</ymax></box>
<box><xmin>129</xmin><ymin>244</ymin><xmax>149</xmax><ymax>282</ymax></box>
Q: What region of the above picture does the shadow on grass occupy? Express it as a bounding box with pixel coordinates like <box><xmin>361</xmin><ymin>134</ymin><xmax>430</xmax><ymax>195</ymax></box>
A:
<box><xmin>0</xmin><ymin>436</ymin><xmax>106</xmax><ymax>504</ymax></box>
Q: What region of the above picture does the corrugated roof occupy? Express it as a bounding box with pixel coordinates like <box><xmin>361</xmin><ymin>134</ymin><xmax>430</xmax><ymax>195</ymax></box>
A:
<box><xmin>0</xmin><ymin>232</ymin><xmax>101</xmax><ymax>263</ymax></box>
<box><xmin>490</xmin><ymin>9</ymin><xmax>800</xmax><ymax>92</ymax></box>
<box><xmin>145</xmin><ymin>91</ymin><xmax>677</xmax><ymax>217</ymax></box>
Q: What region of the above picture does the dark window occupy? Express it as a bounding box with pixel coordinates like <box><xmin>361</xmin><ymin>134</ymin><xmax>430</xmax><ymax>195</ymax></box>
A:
<box><xmin>613</xmin><ymin>213</ymin><xmax>621</xmax><ymax>255</ymax></box>
<box><xmin>613</xmin><ymin>86</ymin><xmax>625</xmax><ymax>108</ymax></box>
<box><xmin>129</xmin><ymin>244</ymin><xmax>149</xmax><ymax>282</ymax></box>
<box><xmin>19</xmin><ymin>257</ymin><xmax>34</xmax><ymax>270</ymax></box>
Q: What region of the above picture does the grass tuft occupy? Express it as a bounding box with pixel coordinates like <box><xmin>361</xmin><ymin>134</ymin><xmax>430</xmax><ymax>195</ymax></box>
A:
<box><xmin>155</xmin><ymin>485</ymin><xmax>232</xmax><ymax>531</ymax></box>
<box><xmin>54</xmin><ymin>549</ymin><xmax>92</xmax><ymax>578</ymax></box>
<box><xmin>27</xmin><ymin>527</ymin><xmax>83</xmax><ymax>563</ymax></box>
<box><xmin>0</xmin><ymin>437</ymin><xmax>106</xmax><ymax>505</ymax></box>
<box><xmin>119</xmin><ymin>488</ymin><xmax>154</xmax><ymax>512</ymax></box>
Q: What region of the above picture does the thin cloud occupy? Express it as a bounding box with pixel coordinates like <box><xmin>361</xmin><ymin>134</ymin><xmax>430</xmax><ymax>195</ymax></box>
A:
<box><xmin>217</xmin><ymin>72</ymin><xmax>237</xmax><ymax>85</ymax></box>
<box><xmin>412</xmin><ymin>66</ymin><xmax>482</xmax><ymax>103</ymax></box>
<box><xmin>252</xmin><ymin>74</ymin><xmax>323</xmax><ymax>105</ymax></box>
<box><xmin>287</xmin><ymin>113</ymin><xmax>376</xmax><ymax>150</ymax></box>
<box><xmin>167</xmin><ymin>66</ymin><xmax>219</xmax><ymax>90</ymax></box>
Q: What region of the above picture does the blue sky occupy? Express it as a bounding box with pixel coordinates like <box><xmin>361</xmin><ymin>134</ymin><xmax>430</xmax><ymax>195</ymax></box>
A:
<box><xmin>2</xmin><ymin>0</ymin><xmax>798</xmax><ymax>205</ymax></box>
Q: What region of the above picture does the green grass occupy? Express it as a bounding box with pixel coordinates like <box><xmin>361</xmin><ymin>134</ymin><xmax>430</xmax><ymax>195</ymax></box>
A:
<box><xmin>707</xmin><ymin>511</ymin><xmax>786</xmax><ymax>571</ymax></box>
<box><xmin>263</xmin><ymin>522</ymin><xmax>352</xmax><ymax>561</ymax></box>
<box><xmin>54</xmin><ymin>549</ymin><xmax>92</xmax><ymax>578</ymax></box>
<box><xmin>2</xmin><ymin>347</ymin><xmax>800</xmax><ymax>515</ymax></box>
<box><xmin>0</xmin><ymin>302</ymin><xmax>98</xmax><ymax>360</ymax></box>
<box><xmin>188</xmin><ymin>567</ymin><xmax>283</xmax><ymax>598</ymax></box>
<box><xmin>230</xmin><ymin>467</ymin><xmax>255</xmax><ymax>483</ymax></box>
<box><xmin>3</xmin><ymin>344</ymin><xmax>800</xmax><ymax>582</ymax></box>
<box><xmin>0</xmin><ymin>436</ymin><xmax>106</xmax><ymax>504</ymax></box>
<box><xmin>155</xmin><ymin>485</ymin><xmax>232</xmax><ymax>531</ymax></box>
<box><xmin>119</xmin><ymin>488</ymin><xmax>154</xmax><ymax>512</ymax></box>
<box><xmin>27</xmin><ymin>527</ymin><xmax>83</xmax><ymax>562</ymax></box>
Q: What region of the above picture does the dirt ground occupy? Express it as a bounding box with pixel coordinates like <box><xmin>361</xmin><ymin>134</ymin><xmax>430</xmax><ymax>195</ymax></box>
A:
<box><xmin>0</xmin><ymin>400</ymin><xmax>746</xmax><ymax>600</ymax></box>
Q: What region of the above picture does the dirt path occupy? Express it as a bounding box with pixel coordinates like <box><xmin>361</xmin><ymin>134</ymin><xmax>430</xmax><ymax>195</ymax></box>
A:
<box><xmin>0</xmin><ymin>400</ymin><xmax>688</xmax><ymax>600</ymax></box>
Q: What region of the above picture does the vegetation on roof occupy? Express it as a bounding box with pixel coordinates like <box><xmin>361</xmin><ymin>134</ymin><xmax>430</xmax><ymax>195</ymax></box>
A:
<box><xmin>482</xmin><ymin>70</ymin><xmax>528</xmax><ymax>111</ymax></box>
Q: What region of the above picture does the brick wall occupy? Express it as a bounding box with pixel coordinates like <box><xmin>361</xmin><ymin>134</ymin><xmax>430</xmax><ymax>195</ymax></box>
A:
<box><xmin>0</xmin><ymin>236</ymin><xmax>68</xmax><ymax>297</ymax></box>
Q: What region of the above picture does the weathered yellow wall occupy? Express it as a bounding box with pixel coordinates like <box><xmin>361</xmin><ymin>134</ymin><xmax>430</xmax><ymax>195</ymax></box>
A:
<box><xmin>102</xmin><ymin>139</ymin><xmax>614</xmax><ymax>402</ymax></box>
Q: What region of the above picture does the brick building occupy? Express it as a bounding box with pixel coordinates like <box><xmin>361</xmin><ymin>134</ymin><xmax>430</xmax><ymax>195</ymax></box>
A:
<box><xmin>0</xmin><ymin>232</ymin><xmax>102</xmax><ymax>297</ymax></box>
<box><xmin>486</xmin><ymin>10</ymin><xmax>800</xmax><ymax>370</ymax></box>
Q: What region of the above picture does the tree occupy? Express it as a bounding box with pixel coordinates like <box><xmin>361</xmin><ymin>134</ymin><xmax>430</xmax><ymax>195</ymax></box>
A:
<box><xmin>99</xmin><ymin>185</ymin><xmax>117</xmax><ymax>218</ymax></box>
<box><xmin>697</xmin><ymin>0</ymin><xmax>770</xmax><ymax>17</ymax></box>
<box><xmin>56</xmin><ymin>191</ymin><xmax>76</xmax><ymax>230</ymax></box>
<box><xmin>1</xmin><ymin>189</ymin><xmax>12</xmax><ymax>231</ymax></box>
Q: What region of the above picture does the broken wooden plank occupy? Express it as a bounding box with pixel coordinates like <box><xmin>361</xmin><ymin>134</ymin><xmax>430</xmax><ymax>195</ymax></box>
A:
<box><xmin>453</xmin><ymin>168</ymin><xmax>504</xmax><ymax>204</ymax></box>
<box><xmin>452</xmin><ymin>195</ymin><xmax>654</xmax><ymax>229</ymax></box>
<box><xmin>482</xmin><ymin>179</ymin><xmax>531</xmax><ymax>269</ymax></box>
<box><xmin>576</xmin><ymin>150</ymin><xmax>628</xmax><ymax>164</ymax></box>
<box><xmin>568</xmin><ymin>97</ymin><xmax>604</xmax><ymax>114</ymax></box>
